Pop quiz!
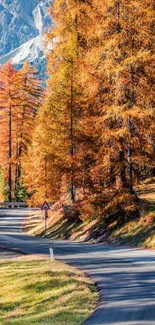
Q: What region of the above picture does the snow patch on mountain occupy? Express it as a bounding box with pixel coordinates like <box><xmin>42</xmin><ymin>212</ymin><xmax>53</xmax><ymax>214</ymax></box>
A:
<box><xmin>33</xmin><ymin>3</ymin><xmax>43</xmax><ymax>35</ymax></box>
<box><xmin>0</xmin><ymin>0</ymin><xmax>52</xmax><ymax>77</ymax></box>
<box><xmin>0</xmin><ymin>36</ymin><xmax>43</xmax><ymax>65</ymax></box>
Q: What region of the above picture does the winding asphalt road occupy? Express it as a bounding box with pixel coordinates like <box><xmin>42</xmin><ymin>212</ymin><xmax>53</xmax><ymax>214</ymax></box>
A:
<box><xmin>0</xmin><ymin>208</ymin><xmax>155</xmax><ymax>325</ymax></box>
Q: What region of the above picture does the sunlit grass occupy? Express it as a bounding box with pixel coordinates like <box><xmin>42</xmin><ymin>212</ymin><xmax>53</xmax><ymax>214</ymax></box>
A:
<box><xmin>0</xmin><ymin>256</ymin><xmax>97</xmax><ymax>325</ymax></box>
<box><xmin>110</xmin><ymin>181</ymin><xmax>155</xmax><ymax>248</ymax></box>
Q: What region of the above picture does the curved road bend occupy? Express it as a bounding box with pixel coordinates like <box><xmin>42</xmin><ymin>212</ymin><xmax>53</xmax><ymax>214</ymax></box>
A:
<box><xmin>0</xmin><ymin>208</ymin><xmax>155</xmax><ymax>325</ymax></box>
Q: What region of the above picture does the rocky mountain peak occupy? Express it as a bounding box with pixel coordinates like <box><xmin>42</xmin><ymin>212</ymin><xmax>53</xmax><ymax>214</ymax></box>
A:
<box><xmin>0</xmin><ymin>0</ymin><xmax>52</xmax><ymax>77</ymax></box>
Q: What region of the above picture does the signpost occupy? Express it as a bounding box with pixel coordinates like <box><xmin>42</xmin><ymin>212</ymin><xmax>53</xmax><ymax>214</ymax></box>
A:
<box><xmin>41</xmin><ymin>201</ymin><xmax>55</xmax><ymax>261</ymax></box>
<box><xmin>41</xmin><ymin>201</ymin><xmax>51</xmax><ymax>231</ymax></box>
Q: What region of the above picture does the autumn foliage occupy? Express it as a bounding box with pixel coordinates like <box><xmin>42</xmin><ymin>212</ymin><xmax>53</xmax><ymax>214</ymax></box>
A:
<box><xmin>23</xmin><ymin>0</ymin><xmax>154</xmax><ymax>221</ymax></box>
<box><xmin>0</xmin><ymin>62</ymin><xmax>43</xmax><ymax>201</ymax></box>
<box><xmin>0</xmin><ymin>1</ymin><xmax>154</xmax><ymax>224</ymax></box>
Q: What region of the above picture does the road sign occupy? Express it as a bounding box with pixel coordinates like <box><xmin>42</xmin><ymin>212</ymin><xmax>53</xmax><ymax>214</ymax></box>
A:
<box><xmin>41</xmin><ymin>201</ymin><xmax>51</xmax><ymax>210</ymax></box>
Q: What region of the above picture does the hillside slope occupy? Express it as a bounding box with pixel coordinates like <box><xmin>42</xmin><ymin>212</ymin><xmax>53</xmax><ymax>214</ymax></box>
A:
<box><xmin>23</xmin><ymin>180</ymin><xmax>155</xmax><ymax>249</ymax></box>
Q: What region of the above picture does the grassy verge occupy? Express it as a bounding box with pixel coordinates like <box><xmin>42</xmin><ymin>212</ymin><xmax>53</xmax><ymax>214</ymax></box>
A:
<box><xmin>0</xmin><ymin>256</ymin><xmax>98</xmax><ymax>325</ymax></box>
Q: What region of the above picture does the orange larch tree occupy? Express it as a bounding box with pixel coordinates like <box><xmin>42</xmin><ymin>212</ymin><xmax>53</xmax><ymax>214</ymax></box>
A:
<box><xmin>0</xmin><ymin>62</ymin><xmax>44</xmax><ymax>201</ymax></box>
<box><xmin>15</xmin><ymin>62</ymin><xmax>44</xmax><ymax>197</ymax></box>
<box><xmin>79</xmin><ymin>0</ymin><xmax>155</xmax><ymax>220</ymax></box>
<box><xmin>23</xmin><ymin>0</ymin><xmax>88</xmax><ymax>205</ymax></box>
<box><xmin>0</xmin><ymin>63</ymin><xmax>19</xmax><ymax>201</ymax></box>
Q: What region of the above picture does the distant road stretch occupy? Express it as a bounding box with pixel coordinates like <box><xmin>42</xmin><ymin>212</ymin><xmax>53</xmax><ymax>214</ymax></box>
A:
<box><xmin>0</xmin><ymin>208</ymin><xmax>155</xmax><ymax>325</ymax></box>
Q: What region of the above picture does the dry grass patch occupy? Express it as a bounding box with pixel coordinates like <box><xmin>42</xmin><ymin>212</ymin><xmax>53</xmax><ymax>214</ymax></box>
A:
<box><xmin>0</xmin><ymin>256</ymin><xmax>98</xmax><ymax>325</ymax></box>
<box><xmin>109</xmin><ymin>181</ymin><xmax>155</xmax><ymax>248</ymax></box>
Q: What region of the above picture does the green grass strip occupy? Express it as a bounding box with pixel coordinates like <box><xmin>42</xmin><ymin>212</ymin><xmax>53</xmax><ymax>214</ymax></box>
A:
<box><xmin>0</xmin><ymin>256</ymin><xmax>97</xmax><ymax>325</ymax></box>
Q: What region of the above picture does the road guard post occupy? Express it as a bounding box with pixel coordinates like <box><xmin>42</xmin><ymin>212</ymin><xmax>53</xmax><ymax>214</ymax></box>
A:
<box><xmin>49</xmin><ymin>243</ymin><xmax>55</xmax><ymax>261</ymax></box>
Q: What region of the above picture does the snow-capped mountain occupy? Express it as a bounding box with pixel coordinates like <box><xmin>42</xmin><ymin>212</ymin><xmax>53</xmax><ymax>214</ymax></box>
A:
<box><xmin>0</xmin><ymin>0</ymin><xmax>52</xmax><ymax>77</ymax></box>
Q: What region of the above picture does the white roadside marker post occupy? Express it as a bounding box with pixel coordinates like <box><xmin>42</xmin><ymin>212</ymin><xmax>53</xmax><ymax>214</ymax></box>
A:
<box><xmin>49</xmin><ymin>243</ymin><xmax>55</xmax><ymax>261</ymax></box>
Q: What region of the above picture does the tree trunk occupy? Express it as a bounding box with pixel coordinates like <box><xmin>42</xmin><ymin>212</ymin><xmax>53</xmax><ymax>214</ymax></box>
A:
<box><xmin>8</xmin><ymin>103</ymin><xmax>12</xmax><ymax>202</ymax></box>
<box><xmin>70</xmin><ymin>64</ymin><xmax>75</xmax><ymax>203</ymax></box>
